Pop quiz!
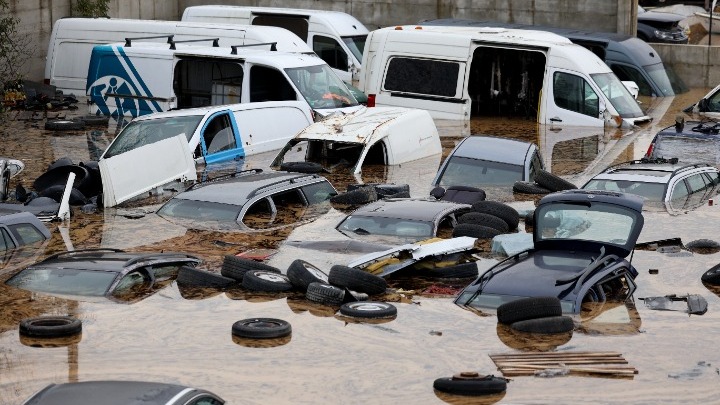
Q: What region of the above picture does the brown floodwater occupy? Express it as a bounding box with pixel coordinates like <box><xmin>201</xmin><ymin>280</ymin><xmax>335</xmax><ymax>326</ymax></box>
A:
<box><xmin>1</xmin><ymin>89</ymin><xmax>719</xmax><ymax>404</ymax></box>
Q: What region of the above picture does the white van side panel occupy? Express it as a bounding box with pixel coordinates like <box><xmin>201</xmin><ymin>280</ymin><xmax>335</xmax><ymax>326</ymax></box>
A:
<box><xmin>234</xmin><ymin>104</ymin><xmax>312</xmax><ymax>155</ymax></box>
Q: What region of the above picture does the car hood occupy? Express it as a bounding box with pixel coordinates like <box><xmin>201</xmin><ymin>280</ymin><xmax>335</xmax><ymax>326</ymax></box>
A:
<box><xmin>638</xmin><ymin>11</ymin><xmax>684</xmax><ymax>23</ymax></box>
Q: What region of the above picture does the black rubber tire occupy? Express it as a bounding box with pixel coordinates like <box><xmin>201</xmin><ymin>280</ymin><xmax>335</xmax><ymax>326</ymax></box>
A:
<box><xmin>347</xmin><ymin>183</ymin><xmax>410</xmax><ymax>198</ymax></box>
<box><xmin>79</xmin><ymin>114</ymin><xmax>110</xmax><ymax>126</ymax></box>
<box><xmin>232</xmin><ymin>318</ymin><xmax>291</xmax><ymax>339</ymax></box>
<box><xmin>384</xmin><ymin>190</ymin><xmax>411</xmax><ymax>199</ymax></box>
<box><xmin>220</xmin><ymin>255</ymin><xmax>280</xmax><ymax>282</ymax></box>
<box><xmin>279</xmin><ymin>161</ymin><xmax>323</xmax><ymax>173</ymax></box>
<box><xmin>38</xmin><ymin>185</ymin><xmax>87</xmax><ymax>205</ymax></box>
<box><xmin>471</xmin><ymin>201</ymin><xmax>520</xmax><ymax>230</ymax></box>
<box><xmin>686</xmin><ymin>239</ymin><xmax>720</xmax><ymax>254</ymax></box>
<box><xmin>430</xmin><ymin>186</ymin><xmax>445</xmax><ymax>199</ymax></box>
<box><xmin>534</xmin><ymin>169</ymin><xmax>576</xmax><ymax>192</ymax></box>
<box><xmin>458</xmin><ymin>212</ymin><xmax>509</xmax><ymax>233</ymax></box>
<box><xmin>441</xmin><ymin>185</ymin><xmax>487</xmax><ymax>203</ymax></box>
<box><xmin>242</xmin><ymin>270</ymin><xmax>293</xmax><ymax>292</ymax></box>
<box><xmin>433</xmin><ymin>375</ymin><xmax>507</xmax><ymax>396</ymax></box>
<box><xmin>701</xmin><ymin>263</ymin><xmax>720</xmax><ymax>285</ymax></box>
<box><xmin>44</xmin><ymin>119</ymin><xmax>86</xmax><ymax>131</ymax></box>
<box><xmin>513</xmin><ymin>181</ymin><xmax>551</xmax><ymax>194</ymax></box>
<box><xmin>19</xmin><ymin>316</ymin><xmax>82</xmax><ymax>338</ymax></box>
<box><xmin>306</xmin><ymin>282</ymin><xmax>345</xmax><ymax>306</ymax></box>
<box><xmin>33</xmin><ymin>164</ymin><xmax>90</xmax><ymax>196</ymax></box>
<box><xmin>339</xmin><ymin>301</ymin><xmax>397</xmax><ymax>318</ymax></box>
<box><xmin>452</xmin><ymin>223</ymin><xmax>501</xmax><ymax>239</ymax></box>
<box><xmin>511</xmin><ymin>315</ymin><xmax>575</xmax><ymax>334</ymax></box>
<box><xmin>418</xmin><ymin>262</ymin><xmax>479</xmax><ymax>279</ymax></box>
<box><xmin>496</xmin><ymin>296</ymin><xmax>563</xmax><ymax>325</ymax></box>
<box><xmin>176</xmin><ymin>266</ymin><xmax>236</xmax><ymax>288</ymax></box>
<box><xmin>330</xmin><ymin>186</ymin><xmax>378</xmax><ymax>205</ymax></box>
<box><xmin>47</xmin><ymin>157</ymin><xmax>74</xmax><ymax>171</ymax></box>
<box><xmin>286</xmin><ymin>259</ymin><xmax>328</xmax><ymax>292</ymax></box>
<box><xmin>328</xmin><ymin>265</ymin><xmax>387</xmax><ymax>295</ymax></box>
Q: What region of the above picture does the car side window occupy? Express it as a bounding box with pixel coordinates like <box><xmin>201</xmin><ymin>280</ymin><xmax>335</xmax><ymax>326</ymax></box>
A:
<box><xmin>188</xmin><ymin>396</ymin><xmax>224</xmax><ymax>405</ymax></box>
<box><xmin>0</xmin><ymin>227</ymin><xmax>16</xmax><ymax>251</ymax></box>
<box><xmin>686</xmin><ymin>173</ymin><xmax>710</xmax><ymax>194</ymax></box>
<box><xmin>113</xmin><ymin>270</ymin><xmax>150</xmax><ymax>295</ymax></box>
<box><xmin>553</xmin><ymin>72</ymin><xmax>599</xmax><ymax>117</ymax></box>
<box><xmin>313</xmin><ymin>35</ymin><xmax>348</xmax><ymax>71</ymax></box>
<box><xmin>529</xmin><ymin>151</ymin><xmax>543</xmax><ymax>181</ymax></box>
<box><xmin>708</xmin><ymin>88</ymin><xmax>720</xmax><ymax>112</ymax></box>
<box><xmin>670</xmin><ymin>179</ymin><xmax>690</xmax><ymax>201</ymax></box>
<box><xmin>8</xmin><ymin>223</ymin><xmax>45</xmax><ymax>245</ymax></box>
<box><xmin>202</xmin><ymin>113</ymin><xmax>236</xmax><ymax>155</ymax></box>
<box><xmin>250</xmin><ymin>65</ymin><xmax>296</xmax><ymax>102</ymax></box>
<box><xmin>301</xmin><ymin>181</ymin><xmax>336</xmax><ymax>204</ymax></box>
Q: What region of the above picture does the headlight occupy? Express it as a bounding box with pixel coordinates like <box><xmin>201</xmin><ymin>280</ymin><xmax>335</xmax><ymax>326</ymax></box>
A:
<box><xmin>654</xmin><ymin>30</ymin><xmax>674</xmax><ymax>40</ymax></box>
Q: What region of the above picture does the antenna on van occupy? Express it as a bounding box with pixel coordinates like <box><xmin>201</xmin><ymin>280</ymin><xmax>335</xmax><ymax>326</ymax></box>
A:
<box><xmin>230</xmin><ymin>42</ymin><xmax>278</xmax><ymax>54</ymax></box>
<box><xmin>169</xmin><ymin>38</ymin><xmax>220</xmax><ymax>49</ymax></box>
<box><xmin>124</xmin><ymin>35</ymin><xmax>175</xmax><ymax>47</ymax></box>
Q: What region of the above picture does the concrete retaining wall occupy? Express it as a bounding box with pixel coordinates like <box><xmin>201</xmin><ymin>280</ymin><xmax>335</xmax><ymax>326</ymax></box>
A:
<box><xmin>652</xmin><ymin>44</ymin><xmax>720</xmax><ymax>88</ymax></box>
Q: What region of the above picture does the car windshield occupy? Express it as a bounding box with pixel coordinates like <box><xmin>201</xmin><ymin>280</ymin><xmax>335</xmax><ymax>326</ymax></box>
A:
<box><xmin>157</xmin><ymin>199</ymin><xmax>241</xmax><ymax>222</ymax></box>
<box><xmin>644</xmin><ymin>62</ymin><xmax>688</xmax><ymax>96</ymax></box>
<box><xmin>337</xmin><ymin>215</ymin><xmax>434</xmax><ymax>239</ymax></box>
<box><xmin>6</xmin><ymin>268</ymin><xmax>117</xmax><ymax>296</ymax></box>
<box><xmin>438</xmin><ymin>156</ymin><xmax>523</xmax><ymax>187</ymax></box>
<box><xmin>591</xmin><ymin>73</ymin><xmax>645</xmax><ymax>118</ymax></box>
<box><xmin>583</xmin><ymin>179</ymin><xmax>666</xmax><ymax>201</ymax></box>
<box><xmin>535</xmin><ymin>201</ymin><xmax>641</xmax><ymax>245</ymax></box>
<box><xmin>103</xmin><ymin>115</ymin><xmax>203</xmax><ymax>159</ymax></box>
<box><xmin>341</xmin><ymin>35</ymin><xmax>367</xmax><ymax>63</ymax></box>
<box><xmin>285</xmin><ymin>64</ymin><xmax>359</xmax><ymax>109</ymax></box>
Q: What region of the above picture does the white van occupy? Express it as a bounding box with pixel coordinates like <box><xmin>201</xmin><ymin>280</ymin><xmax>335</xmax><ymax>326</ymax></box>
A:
<box><xmin>359</xmin><ymin>25</ymin><xmax>652</xmax><ymax>128</ymax></box>
<box><xmin>181</xmin><ymin>5</ymin><xmax>369</xmax><ymax>85</ymax></box>
<box><xmin>45</xmin><ymin>17</ymin><xmax>312</xmax><ymax>94</ymax></box>
<box><xmin>86</xmin><ymin>41</ymin><xmax>363</xmax><ymax>118</ymax></box>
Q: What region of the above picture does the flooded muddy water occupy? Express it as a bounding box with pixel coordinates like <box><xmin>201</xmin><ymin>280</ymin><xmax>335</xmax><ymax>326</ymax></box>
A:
<box><xmin>1</xmin><ymin>89</ymin><xmax>719</xmax><ymax>404</ymax></box>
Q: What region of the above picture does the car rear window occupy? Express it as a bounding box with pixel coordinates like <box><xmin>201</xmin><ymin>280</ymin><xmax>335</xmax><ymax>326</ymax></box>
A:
<box><xmin>7</xmin><ymin>268</ymin><xmax>117</xmax><ymax>296</ymax></box>
<box><xmin>157</xmin><ymin>199</ymin><xmax>240</xmax><ymax>222</ymax></box>
<box><xmin>438</xmin><ymin>156</ymin><xmax>523</xmax><ymax>187</ymax></box>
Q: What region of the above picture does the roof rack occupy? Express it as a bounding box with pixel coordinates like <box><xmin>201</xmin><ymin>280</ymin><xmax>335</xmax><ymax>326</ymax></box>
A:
<box><xmin>247</xmin><ymin>173</ymin><xmax>321</xmax><ymax>199</ymax></box>
<box><xmin>184</xmin><ymin>168</ymin><xmax>264</xmax><ymax>191</ymax></box>
<box><xmin>40</xmin><ymin>248</ymin><xmax>126</xmax><ymax>263</ymax></box>
<box><xmin>231</xmin><ymin>42</ymin><xmax>278</xmax><ymax>54</ymax></box>
<box><xmin>170</xmin><ymin>38</ymin><xmax>220</xmax><ymax>49</ymax></box>
<box><xmin>125</xmin><ymin>35</ymin><xmax>174</xmax><ymax>47</ymax></box>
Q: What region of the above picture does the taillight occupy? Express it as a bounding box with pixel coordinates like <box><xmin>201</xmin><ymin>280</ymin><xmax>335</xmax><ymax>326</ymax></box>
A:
<box><xmin>367</xmin><ymin>94</ymin><xmax>376</xmax><ymax>107</ymax></box>
<box><xmin>646</xmin><ymin>143</ymin><xmax>654</xmax><ymax>157</ymax></box>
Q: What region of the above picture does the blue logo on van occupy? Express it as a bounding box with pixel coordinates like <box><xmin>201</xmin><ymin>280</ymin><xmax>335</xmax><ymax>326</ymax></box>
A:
<box><xmin>87</xmin><ymin>45</ymin><xmax>163</xmax><ymax>118</ymax></box>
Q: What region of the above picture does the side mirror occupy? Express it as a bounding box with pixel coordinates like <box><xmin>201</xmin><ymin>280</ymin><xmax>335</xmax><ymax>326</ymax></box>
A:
<box><xmin>698</xmin><ymin>98</ymin><xmax>709</xmax><ymax>112</ymax></box>
<box><xmin>349</xmin><ymin>58</ymin><xmax>359</xmax><ymax>82</ymax></box>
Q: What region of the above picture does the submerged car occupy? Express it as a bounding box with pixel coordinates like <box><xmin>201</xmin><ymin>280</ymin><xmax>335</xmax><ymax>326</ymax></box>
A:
<box><xmin>637</xmin><ymin>5</ymin><xmax>689</xmax><ymax>44</ymax></box>
<box><xmin>685</xmin><ymin>83</ymin><xmax>720</xmax><ymax>119</ymax></box>
<box><xmin>454</xmin><ymin>189</ymin><xmax>644</xmax><ymax>314</ymax></box>
<box><xmin>645</xmin><ymin>120</ymin><xmax>720</xmax><ymax>165</ymax></box>
<box><xmin>0</xmin><ymin>212</ymin><xmax>51</xmax><ymax>252</ymax></box>
<box><xmin>6</xmin><ymin>249</ymin><xmax>201</xmax><ymax>303</ymax></box>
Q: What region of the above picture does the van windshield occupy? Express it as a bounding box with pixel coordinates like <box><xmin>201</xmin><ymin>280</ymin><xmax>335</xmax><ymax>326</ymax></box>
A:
<box><xmin>591</xmin><ymin>73</ymin><xmax>645</xmax><ymax>118</ymax></box>
<box><xmin>342</xmin><ymin>35</ymin><xmax>367</xmax><ymax>63</ymax></box>
<box><xmin>285</xmin><ymin>64</ymin><xmax>359</xmax><ymax>109</ymax></box>
<box><xmin>103</xmin><ymin>115</ymin><xmax>203</xmax><ymax>159</ymax></box>
<box><xmin>644</xmin><ymin>62</ymin><xmax>688</xmax><ymax>96</ymax></box>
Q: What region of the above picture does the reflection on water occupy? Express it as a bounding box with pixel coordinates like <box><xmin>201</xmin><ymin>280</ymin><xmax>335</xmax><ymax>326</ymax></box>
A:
<box><xmin>1</xmin><ymin>90</ymin><xmax>720</xmax><ymax>404</ymax></box>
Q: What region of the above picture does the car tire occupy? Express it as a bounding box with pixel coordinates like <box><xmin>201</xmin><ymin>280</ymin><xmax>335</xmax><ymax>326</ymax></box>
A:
<box><xmin>339</xmin><ymin>301</ymin><xmax>397</xmax><ymax>318</ymax></box>
<box><xmin>306</xmin><ymin>282</ymin><xmax>345</xmax><ymax>306</ymax></box>
<box><xmin>701</xmin><ymin>263</ymin><xmax>720</xmax><ymax>285</ymax></box>
<box><xmin>286</xmin><ymin>259</ymin><xmax>328</xmax><ymax>292</ymax></box>
<box><xmin>418</xmin><ymin>262</ymin><xmax>479</xmax><ymax>279</ymax></box>
<box><xmin>451</xmin><ymin>223</ymin><xmax>501</xmax><ymax>239</ymax></box>
<box><xmin>19</xmin><ymin>316</ymin><xmax>82</xmax><ymax>338</ymax></box>
<box><xmin>513</xmin><ymin>181</ymin><xmax>551</xmax><ymax>194</ymax></box>
<box><xmin>44</xmin><ymin>119</ymin><xmax>85</xmax><ymax>131</ymax></box>
<box><xmin>348</xmin><ymin>183</ymin><xmax>410</xmax><ymax>198</ymax></box>
<box><xmin>510</xmin><ymin>315</ymin><xmax>575</xmax><ymax>334</ymax></box>
<box><xmin>685</xmin><ymin>239</ymin><xmax>720</xmax><ymax>254</ymax></box>
<box><xmin>47</xmin><ymin>157</ymin><xmax>74</xmax><ymax>171</ymax></box>
<box><xmin>328</xmin><ymin>265</ymin><xmax>387</xmax><ymax>295</ymax></box>
<box><xmin>220</xmin><ymin>255</ymin><xmax>280</xmax><ymax>282</ymax></box>
<box><xmin>471</xmin><ymin>201</ymin><xmax>520</xmax><ymax>230</ymax></box>
<box><xmin>33</xmin><ymin>165</ymin><xmax>91</xmax><ymax>196</ymax></box>
<box><xmin>232</xmin><ymin>318</ymin><xmax>291</xmax><ymax>339</ymax></box>
<box><xmin>242</xmin><ymin>270</ymin><xmax>293</xmax><ymax>292</ymax></box>
<box><xmin>534</xmin><ymin>169</ymin><xmax>576</xmax><ymax>192</ymax></box>
<box><xmin>330</xmin><ymin>186</ymin><xmax>378</xmax><ymax>205</ymax></box>
<box><xmin>433</xmin><ymin>373</ymin><xmax>507</xmax><ymax>396</ymax></box>
<box><xmin>496</xmin><ymin>296</ymin><xmax>563</xmax><ymax>325</ymax></box>
<box><xmin>176</xmin><ymin>266</ymin><xmax>236</xmax><ymax>288</ymax></box>
<box><xmin>79</xmin><ymin>114</ymin><xmax>110</xmax><ymax>126</ymax></box>
<box><xmin>458</xmin><ymin>212</ymin><xmax>509</xmax><ymax>233</ymax></box>
<box><xmin>279</xmin><ymin>161</ymin><xmax>324</xmax><ymax>173</ymax></box>
<box><xmin>39</xmin><ymin>185</ymin><xmax>87</xmax><ymax>205</ymax></box>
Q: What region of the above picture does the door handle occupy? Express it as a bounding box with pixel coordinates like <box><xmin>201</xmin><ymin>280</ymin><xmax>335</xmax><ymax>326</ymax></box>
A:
<box><xmin>549</xmin><ymin>117</ymin><xmax>563</xmax><ymax>122</ymax></box>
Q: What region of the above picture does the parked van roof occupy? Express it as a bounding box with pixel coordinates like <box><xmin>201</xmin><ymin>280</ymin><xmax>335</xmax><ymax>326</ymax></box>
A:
<box><xmin>388</xmin><ymin>25</ymin><xmax>574</xmax><ymax>46</ymax></box>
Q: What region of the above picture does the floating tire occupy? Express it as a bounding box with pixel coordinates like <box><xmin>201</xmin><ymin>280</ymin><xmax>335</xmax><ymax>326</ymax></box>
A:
<box><xmin>47</xmin><ymin>157</ymin><xmax>73</xmax><ymax>171</ymax></box>
<box><xmin>328</xmin><ymin>265</ymin><xmax>387</xmax><ymax>295</ymax></box>
<box><xmin>286</xmin><ymin>259</ymin><xmax>328</xmax><ymax>292</ymax></box>
<box><xmin>242</xmin><ymin>270</ymin><xmax>293</xmax><ymax>292</ymax></box>
<box><xmin>418</xmin><ymin>262</ymin><xmax>479</xmax><ymax>279</ymax></box>
<box><xmin>176</xmin><ymin>266</ymin><xmax>236</xmax><ymax>288</ymax></box>
<box><xmin>511</xmin><ymin>315</ymin><xmax>575</xmax><ymax>334</ymax></box>
<box><xmin>458</xmin><ymin>212</ymin><xmax>509</xmax><ymax>233</ymax></box>
<box><xmin>513</xmin><ymin>181</ymin><xmax>551</xmax><ymax>194</ymax></box>
<box><xmin>496</xmin><ymin>296</ymin><xmax>563</xmax><ymax>325</ymax></box>
<box><xmin>279</xmin><ymin>161</ymin><xmax>323</xmax><ymax>173</ymax></box>
<box><xmin>44</xmin><ymin>119</ymin><xmax>85</xmax><ymax>131</ymax></box>
<box><xmin>433</xmin><ymin>373</ymin><xmax>507</xmax><ymax>396</ymax></box>
<box><xmin>79</xmin><ymin>114</ymin><xmax>110</xmax><ymax>126</ymax></box>
<box><xmin>306</xmin><ymin>282</ymin><xmax>345</xmax><ymax>306</ymax></box>
<box><xmin>39</xmin><ymin>185</ymin><xmax>87</xmax><ymax>205</ymax></box>
<box><xmin>439</xmin><ymin>185</ymin><xmax>486</xmax><ymax>204</ymax></box>
<box><xmin>534</xmin><ymin>169</ymin><xmax>576</xmax><ymax>192</ymax></box>
<box><xmin>701</xmin><ymin>263</ymin><xmax>720</xmax><ymax>285</ymax></box>
<box><xmin>330</xmin><ymin>186</ymin><xmax>378</xmax><ymax>205</ymax></box>
<box><xmin>685</xmin><ymin>239</ymin><xmax>720</xmax><ymax>254</ymax></box>
<box><xmin>220</xmin><ymin>255</ymin><xmax>280</xmax><ymax>282</ymax></box>
<box><xmin>471</xmin><ymin>201</ymin><xmax>520</xmax><ymax>230</ymax></box>
<box><xmin>451</xmin><ymin>223</ymin><xmax>501</xmax><ymax>239</ymax></box>
<box><xmin>231</xmin><ymin>318</ymin><xmax>291</xmax><ymax>339</ymax></box>
<box><xmin>19</xmin><ymin>316</ymin><xmax>82</xmax><ymax>338</ymax></box>
<box><xmin>339</xmin><ymin>301</ymin><xmax>397</xmax><ymax>318</ymax></box>
<box><xmin>33</xmin><ymin>164</ymin><xmax>91</xmax><ymax>196</ymax></box>
<box><xmin>347</xmin><ymin>183</ymin><xmax>410</xmax><ymax>198</ymax></box>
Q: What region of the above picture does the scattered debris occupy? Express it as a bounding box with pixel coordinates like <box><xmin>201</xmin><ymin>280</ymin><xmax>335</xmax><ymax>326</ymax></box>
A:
<box><xmin>489</xmin><ymin>351</ymin><xmax>637</xmax><ymax>377</ymax></box>
<box><xmin>639</xmin><ymin>294</ymin><xmax>708</xmax><ymax>315</ymax></box>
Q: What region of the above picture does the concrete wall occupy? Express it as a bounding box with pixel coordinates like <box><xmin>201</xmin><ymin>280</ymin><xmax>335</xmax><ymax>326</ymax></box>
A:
<box><xmin>652</xmin><ymin>44</ymin><xmax>720</xmax><ymax>88</ymax></box>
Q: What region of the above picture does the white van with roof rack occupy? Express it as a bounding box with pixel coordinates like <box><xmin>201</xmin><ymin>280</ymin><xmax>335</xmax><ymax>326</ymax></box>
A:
<box><xmin>86</xmin><ymin>39</ymin><xmax>363</xmax><ymax>118</ymax></box>
<box><xmin>181</xmin><ymin>5</ymin><xmax>369</xmax><ymax>85</ymax></box>
<box><xmin>359</xmin><ymin>25</ymin><xmax>651</xmax><ymax>128</ymax></box>
<box><xmin>45</xmin><ymin>17</ymin><xmax>313</xmax><ymax>95</ymax></box>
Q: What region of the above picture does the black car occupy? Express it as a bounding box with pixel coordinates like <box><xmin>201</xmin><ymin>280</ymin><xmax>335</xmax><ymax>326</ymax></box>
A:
<box><xmin>637</xmin><ymin>6</ymin><xmax>689</xmax><ymax>44</ymax></box>
<box><xmin>454</xmin><ymin>190</ymin><xmax>644</xmax><ymax>314</ymax></box>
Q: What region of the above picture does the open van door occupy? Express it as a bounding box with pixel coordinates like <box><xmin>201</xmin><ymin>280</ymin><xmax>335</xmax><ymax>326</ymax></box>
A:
<box><xmin>543</xmin><ymin>68</ymin><xmax>605</xmax><ymax>127</ymax></box>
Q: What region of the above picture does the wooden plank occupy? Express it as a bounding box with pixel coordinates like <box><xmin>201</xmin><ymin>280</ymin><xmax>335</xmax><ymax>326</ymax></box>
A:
<box><xmin>490</xmin><ymin>351</ymin><xmax>622</xmax><ymax>358</ymax></box>
<box><xmin>495</xmin><ymin>359</ymin><xmax>629</xmax><ymax>366</ymax></box>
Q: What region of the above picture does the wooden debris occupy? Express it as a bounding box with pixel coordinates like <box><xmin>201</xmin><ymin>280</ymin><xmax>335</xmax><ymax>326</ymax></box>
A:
<box><xmin>489</xmin><ymin>351</ymin><xmax>637</xmax><ymax>378</ymax></box>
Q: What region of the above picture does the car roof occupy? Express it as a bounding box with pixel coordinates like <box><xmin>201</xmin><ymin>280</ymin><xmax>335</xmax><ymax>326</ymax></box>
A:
<box><xmin>23</xmin><ymin>380</ymin><xmax>211</xmax><ymax>405</ymax></box>
<box><xmin>591</xmin><ymin>160</ymin><xmax>715</xmax><ymax>184</ymax></box>
<box><xmin>344</xmin><ymin>198</ymin><xmax>468</xmax><ymax>222</ymax></box>
<box><xmin>29</xmin><ymin>250</ymin><xmax>200</xmax><ymax>273</ymax></box>
<box><xmin>449</xmin><ymin>135</ymin><xmax>534</xmax><ymax>166</ymax></box>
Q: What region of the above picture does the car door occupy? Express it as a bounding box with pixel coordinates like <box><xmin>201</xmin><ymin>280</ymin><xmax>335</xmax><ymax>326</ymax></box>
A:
<box><xmin>197</xmin><ymin>111</ymin><xmax>244</xmax><ymax>165</ymax></box>
<box><xmin>544</xmin><ymin>69</ymin><xmax>604</xmax><ymax>127</ymax></box>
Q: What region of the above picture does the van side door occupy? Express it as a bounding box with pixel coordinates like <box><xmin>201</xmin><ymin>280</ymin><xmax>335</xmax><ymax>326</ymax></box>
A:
<box><xmin>544</xmin><ymin>69</ymin><xmax>604</xmax><ymax>127</ymax></box>
<box><xmin>312</xmin><ymin>34</ymin><xmax>351</xmax><ymax>83</ymax></box>
<box><xmin>197</xmin><ymin>110</ymin><xmax>244</xmax><ymax>165</ymax></box>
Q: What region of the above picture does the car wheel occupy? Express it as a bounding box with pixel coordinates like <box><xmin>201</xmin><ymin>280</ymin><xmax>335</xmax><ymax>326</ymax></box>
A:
<box><xmin>685</xmin><ymin>239</ymin><xmax>720</xmax><ymax>254</ymax></box>
<box><xmin>19</xmin><ymin>316</ymin><xmax>82</xmax><ymax>338</ymax></box>
<box><xmin>306</xmin><ymin>282</ymin><xmax>345</xmax><ymax>306</ymax></box>
<box><xmin>279</xmin><ymin>161</ymin><xmax>324</xmax><ymax>173</ymax></box>
<box><xmin>176</xmin><ymin>266</ymin><xmax>236</xmax><ymax>288</ymax></box>
<box><xmin>339</xmin><ymin>301</ymin><xmax>397</xmax><ymax>318</ymax></box>
<box><xmin>458</xmin><ymin>212</ymin><xmax>509</xmax><ymax>233</ymax></box>
<box><xmin>286</xmin><ymin>259</ymin><xmax>328</xmax><ymax>292</ymax></box>
<box><xmin>701</xmin><ymin>263</ymin><xmax>720</xmax><ymax>285</ymax></box>
<box><xmin>418</xmin><ymin>262</ymin><xmax>479</xmax><ymax>279</ymax></box>
<box><xmin>433</xmin><ymin>373</ymin><xmax>507</xmax><ymax>396</ymax></box>
<box><xmin>330</xmin><ymin>186</ymin><xmax>378</xmax><ymax>205</ymax></box>
<box><xmin>471</xmin><ymin>201</ymin><xmax>520</xmax><ymax>230</ymax></box>
<box><xmin>44</xmin><ymin>119</ymin><xmax>86</xmax><ymax>131</ymax></box>
<box><xmin>496</xmin><ymin>296</ymin><xmax>563</xmax><ymax>325</ymax></box>
<box><xmin>33</xmin><ymin>165</ymin><xmax>91</xmax><ymax>196</ymax></box>
<box><xmin>79</xmin><ymin>114</ymin><xmax>110</xmax><ymax>126</ymax></box>
<box><xmin>242</xmin><ymin>270</ymin><xmax>293</xmax><ymax>292</ymax></box>
<box><xmin>451</xmin><ymin>223</ymin><xmax>501</xmax><ymax>239</ymax></box>
<box><xmin>39</xmin><ymin>185</ymin><xmax>87</xmax><ymax>205</ymax></box>
<box><xmin>231</xmin><ymin>318</ymin><xmax>291</xmax><ymax>339</ymax></box>
<box><xmin>513</xmin><ymin>181</ymin><xmax>551</xmax><ymax>194</ymax></box>
<box><xmin>510</xmin><ymin>315</ymin><xmax>575</xmax><ymax>334</ymax></box>
<box><xmin>534</xmin><ymin>169</ymin><xmax>576</xmax><ymax>192</ymax></box>
<box><xmin>221</xmin><ymin>255</ymin><xmax>280</xmax><ymax>282</ymax></box>
<box><xmin>328</xmin><ymin>265</ymin><xmax>387</xmax><ymax>295</ymax></box>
